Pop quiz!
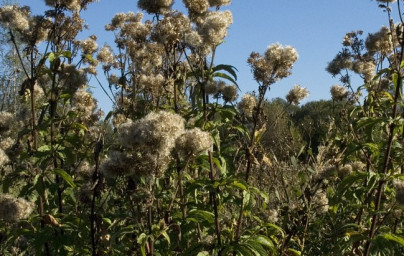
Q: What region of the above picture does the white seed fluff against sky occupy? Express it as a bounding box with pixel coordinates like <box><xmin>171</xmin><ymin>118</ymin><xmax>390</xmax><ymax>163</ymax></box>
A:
<box><xmin>18</xmin><ymin>0</ymin><xmax>395</xmax><ymax>112</ymax></box>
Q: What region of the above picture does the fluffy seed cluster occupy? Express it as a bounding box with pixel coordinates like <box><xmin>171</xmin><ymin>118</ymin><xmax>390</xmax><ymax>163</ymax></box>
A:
<box><xmin>267</xmin><ymin>209</ymin><xmax>279</xmax><ymax>223</ymax></box>
<box><xmin>338</xmin><ymin>164</ymin><xmax>353</xmax><ymax>178</ymax></box>
<box><xmin>352</xmin><ymin>60</ymin><xmax>376</xmax><ymax>82</ymax></box>
<box><xmin>286</xmin><ymin>84</ymin><xmax>309</xmax><ymax>105</ymax></box>
<box><xmin>184</xmin><ymin>30</ymin><xmax>203</xmax><ymax>48</ymax></box>
<box><xmin>394</xmin><ymin>179</ymin><xmax>404</xmax><ymax>206</ymax></box>
<box><xmin>0</xmin><ymin>111</ymin><xmax>14</xmax><ymax>134</ymax></box>
<box><xmin>97</xmin><ymin>45</ymin><xmax>114</xmax><ymax>64</ymax></box>
<box><xmin>366</xmin><ymin>26</ymin><xmax>399</xmax><ymax>56</ymax></box>
<box><xmin>222</xmin><ymin>84</ymin><xmax>238</xmax><ymax>102</ymax></box>
<box><xmin>183</xmin><ymin>0</ymin><xmax>209</xmax><ymax>15</ymax></box>
<box><xmin>208</xmin><ymin>0</ymin><xmax>231</xmax><ymax>7</ymax></box>
<box><xmin>175</xmin><ymin>128</ymin><xmax>213</xmax><ymax>158</ymax></box>
<box><xmin>248</xmin><ymin>43</ymin><xmax>298</xmax><ymax>85</ymax></box>
<box><xmin>330</xmin><ymin>84</ymin><xmax>348</xmax><ymax>101</ymax></box>
<box><xmin>0</xmin><ymin>194</ymin><xmax>33</xmax><ymax>222</ymax></box>
<box><xmin>137</xmin><ymin>0</ymin><xmax>173</xmax><ymax>14</ymax></box>
<box><xmin>102</xmin><ymin>111</ymin><xmax>185</xmax><ymax>177</ymax></box>
<box><xmin>0</xmin><ymin>5</ymin><xmax>30</xmax><ymax>31</ymax></box>
<box><xmin>45</xmin><ymin>0</ymin><xmax>97</xmax><ymax>11</ymax></box>
<box><xmin>81</xmin><ymin>35</ymin><xmax>98</xmax><ymax>55</ymax></box>
<box><xmin>237</xmin><ymin>93</ymin><xmax>257</xmax><ymax>117</ymax></box>
<box><xmin>198</xmin><ymin>10</ymin><xmax>233</xmax><ymax>47</ymax></box>
<box><xmin>152</xmin><ymin>12</ymin><xmax>191</xmax><ymax>45</ymax></box>
<box><xmin>71</xmin><ymin>89</ymin><xmax>97</xmax><ymax>118</ymax></box>
<box><xmin>60</xmin><ymin>64</ymin><xmax>87</xmax><ymax>93</ymax></box>
<box><xmin>138</xmin><ymin>73</ymin><xmax>166</xmax><ymax>97</ymax></box>
<box><xmin>312</xmin><ymin>190</ymin><xmax>329</xmax><ymax>213</ymax></box>
<box><xmin>0</xmin><ymin>148</ymin><xmax>9</xmax><ymax>168</ymax></box>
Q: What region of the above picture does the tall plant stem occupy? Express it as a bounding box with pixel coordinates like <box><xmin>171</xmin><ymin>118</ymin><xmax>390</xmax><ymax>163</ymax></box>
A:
<box><xmin>90</xmin><ymin>140</ymin><xmax>103</xmax><ymax>256</ymax></box>
<box><xmin>364</xmin><ymin>71</ymin><xmax>402</xmax><ymax>256</ymax></box>
<box><xmin>234</xmin><ymin>84</ymin><xmax>269</xmax><ymax>251</ymax></box>
<box><xmin>208</xmin><ymin>151</ymin><xmax>222</xmax><ymax>253</ymax></box>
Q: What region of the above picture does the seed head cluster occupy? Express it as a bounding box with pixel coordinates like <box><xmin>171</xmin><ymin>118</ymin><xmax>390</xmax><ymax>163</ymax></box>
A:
<box><xmin>152</xmin><ymin>12</ymin><xmax>191</xmax><ymax>45</ymax></box>
<box><xmin>198</xmin><ymin>10</ymin><xmax>233</xmax><ymax>47</ymax></box>
<box><xmin>313</xmin><ymin>190</ymin><xmax>329</xmax><ymax>213</ymax></box>
<box><xmin>394</xmin><ymin>179</ymin><xmax>404</xmax><ymax>206</ymax></box>
<box><xmin>286</xmin><ymin>84</ymin><xmax>309</xmax><ymax>105</ymax></box>
<box><xmin>0</xmin><ymin>5</ymin><xmax>30</xmax><ymax>31</ymax></box>
<box><xmin>0</xmin><ymin>194</ymin><xmax>33</xmax><ymax>222</ymax></box>
<box><xmin>237</xmin><ymin>93</ymin><xmax>257</xmax><ymax>117</ymax></box>
<box><xmin>208</xmin><ymin>0</ymin><xmax>231</xmax><ymax>7</ymax></box>
<box><xmin>102</xmin><ymin>111</ymin><xmax>185</xmax><ymax>177</ymax></box>
<box><xmin>248</xmin><ymin>43</ymin><xmax>298</xmax><ymax>86</ymax></box>
<box><xmin>222</xmin><ymin>84</ymin><xmax>238</xmax><ymax>102</ymax></box>
<box><xmin>175</xmin><ymin>128</ymin><xmax>213</xmax><ymax>158</ymax></box>
<box><xmin>137</xmin><ymin>0</ymin><xmax>173</xmax><ymax>14</ymax></box>
<box><xmin>365</xmin><ymin>26</ymin><xmax>399</xmax><ymax>56</ymax></box>
<box><xmin>330</xmin><ymin>84</ymin><xmax>348</xmax><ymax>101</ymax></box>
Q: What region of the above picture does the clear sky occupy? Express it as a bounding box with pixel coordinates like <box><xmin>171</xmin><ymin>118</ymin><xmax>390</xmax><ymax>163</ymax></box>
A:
<box><xmin>17</xmin><ymin>0</ymin><xmax>395</xmax><ymax>111</ymax></box>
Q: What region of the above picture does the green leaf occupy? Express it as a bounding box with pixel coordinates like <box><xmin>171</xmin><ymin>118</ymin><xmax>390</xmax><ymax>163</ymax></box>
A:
<box><xmin>137</xmin><ymin>233</ymin><xmax>147</xmax><ymax>256</ymax></box>
<box><xmin>250</xmin><ymin>235</ymin><xmax>275</xmax><ymax>250</ymax></box>
<box><xmin>212</xmin><ymin>64</ymin><xmax>238</xmax><ymax>81</ymax></box>
<box><xmin>187</xmin><ymin>209</ymin><xmax>215</xmax><ymax>224</ymax></box>
<box><xmin>376</xmin><ymin>233</ymin><xmax>404</xmax><ymax>247</ymax></box>
<box><xmin>230</xmin><ymin>180</ymin><xmax>247</xmax><ymax>191</ymax></box>
<box><xmin>286</xmin><ymin>248</ymin><xmax>301</xmax><ymax>256</ymax></box>
<box><xmin>333</xmin><ymin>172</ymin><xmax>367</xmax><ymax>202</ymax></box>
<box><xmin>61</xmin><ymin>50</ymin><xmax>72</xmax><ymax>58</ymax></box>
<box><xmin>213</xmin><ymin>72</ymin><xmax>239</xmax><ymax>88</ymax></box>
<box><xmin>48</xmin><ymin>52</ymin><xmax>57</xmax><ymax>62</ymax></box>
<box><xmin>54</xmin><ymin>169</ymin><xmax>76</xmax><ymax>188</ymax></box>
<box><xmin>160</xmin><ymin>230</ymin><xmax>170</xmax><ymax>245</ymax></box>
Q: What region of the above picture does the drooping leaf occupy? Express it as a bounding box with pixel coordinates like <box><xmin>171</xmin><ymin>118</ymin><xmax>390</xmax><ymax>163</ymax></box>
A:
<box><xmin>54</xmin><ymin>169</ymin><xmax>76</xmax><ymax>188</ymax></box>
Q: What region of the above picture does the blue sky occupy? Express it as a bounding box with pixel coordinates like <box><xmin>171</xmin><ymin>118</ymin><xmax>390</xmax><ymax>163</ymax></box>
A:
<box><xmin>18</xmin><ymin>0</ymin><xmax>394</xmax><ymax>111</ymax></box>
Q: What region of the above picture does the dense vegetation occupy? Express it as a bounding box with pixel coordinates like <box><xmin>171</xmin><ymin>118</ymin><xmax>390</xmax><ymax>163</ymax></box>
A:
<box><xmin>0</xmin><ymin>0</ymin><xmax>403</xmax><ymax>255</ymax></box>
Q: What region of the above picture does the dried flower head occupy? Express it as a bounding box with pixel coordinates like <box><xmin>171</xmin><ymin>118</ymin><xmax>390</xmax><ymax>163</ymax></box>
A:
<box><xmin>0</xmin><ymin>148</ymin><xmax>9</xmax><ymax>167</ymax></box>
<box><xmin>76</xmin><ymin>160</ymin><xmax>93</xmax><ymax>180</ymax></box>
<box><xmin>0</xmin><ymin>111</ymin><xmax>14</xmax><ymax>134</ymax></box>
<box><xmin>286</xmin><ymin>84</ymin><xmax>309</xmax><ymax>105</ymax></box>
<box><xmin>81</xmin><ymin>35</ymin><xmax>98</xmax><ymax>55</ymax></box>
<box><xmin>100</xmin><ymin>150</ymin><xmax>135</xmax><ymax>178</ymax></box>
<box><xmin>97</xmin><ymin>45</ymin><xmax>114</xmax><ymax>64</ymax></box>
<box><xmin>222</xmin><ymin>84</ymin><xmax>238</xmax><ymax>102</ymax></box>
<box><xmin>237</xmin><ymin>93</ymin><xmax>257</xmax><ymax>117</ymax></box>
<box><xmin>138</xmin><ymin>0</ymin><xmax>173</xmax><ymax>14</ymax></box>
<box><xmin>366</xmin><ymin>25</ymin><xmax>399</xmax><ymax>56</ymax></box>
<box><xmin>208</xmin><ymin>0</ymin><xmax>231</xmax><ymax>7</ymax></box>
<box><xmin>71</xmin><ymin>89</ymin><xmax>97</xmax><ymax>118</ymax></box>
<box><xmin>0</xmin><ymin>194</ymin><xmax>33</xmax><ymax>222</ymax></box>
<box><xmin>313</xmin><ymin>190</ymin><xmax>329</xmax><ymax>213</ymax></box>
<box><xmin>0</xmin><ymin>137</ymin><xmax>15</xmax><ymax>151</ymax></box>
<box><xmin>175</xmin><ymin>128</ymin><xmax>213</xmax><ymax>158</ymax></box>
<box><xmin>152</xmin><ymin>12</ymin><xmax>191</xmax><ymax>45</ymax></box>
<box><xmin>338</xmin><ymin>164</ymin><xmax>353</xmax><ymax>178</ymax></box>
<box><xmin>0</xmin><ymin>5</ymin><xmax>30</xmax><ymax>31</ymax></box>
<box><xmin>248</xmin><ymin>43</ymin><xmax>298</xmax><ymax>85</ymax></box>
<box><xmin>60</xmin><ymin>64</ymin><xmax>87</xmax><ymax>93</ymax></box>
<box><xmin>352</xmin><ymin>60</ymin><xmax>376</xmax><ymax>83</ymax></box>
<box><xmin>120</xmin><ymin>111</ymin><xmax>185</xmax><ymax>151</ymax></box>
<box><xmin>183</xmin><ymin>0</ymin><xmax>209</xmax><ymax>15</ymax></box>
<box><xmin>198</xmin><ymin>10</ymin><xmax>233</xmax><ymax>47</ymax></box>
<box><xmin>394</xmin><ymin>179</ymin><xmax>404</xmax><ymax>206</ymax></box>
<box><xmin>330</xmin><ymin>84</ymin><xmax>348</xmax><ymax>101</ymax></box>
